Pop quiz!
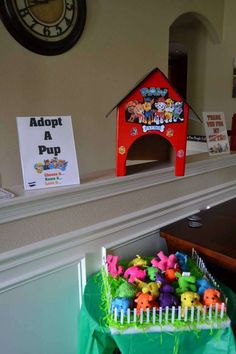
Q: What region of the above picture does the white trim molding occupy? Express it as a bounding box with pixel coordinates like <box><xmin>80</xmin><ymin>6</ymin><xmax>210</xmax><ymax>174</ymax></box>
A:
<box><xmin>0</xmin><ymin>178</ymin><xmax>236</xmax><ymax>293</ymax></box>
<box><xmin>1</xmin><ymin>153</ymin><xmax>236</xmax><ymax>224</ymax></box>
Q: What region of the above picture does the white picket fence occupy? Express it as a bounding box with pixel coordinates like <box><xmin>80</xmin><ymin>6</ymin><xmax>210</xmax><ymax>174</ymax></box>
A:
<box><xmin>112</xmin><ymin>302</ymin><xmax>226</xmax><ymax>326</ymax></box>
<box><xmin>191</xmin><ymin>249</ymin><xmax>220</xmax><ymax>290</ymax></box>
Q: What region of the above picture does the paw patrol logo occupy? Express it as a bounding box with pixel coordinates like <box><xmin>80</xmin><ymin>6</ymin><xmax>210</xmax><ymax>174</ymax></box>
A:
<box><xmin>140</xmin><ymin>87</ymin><xmax>168</xmax><ymax>97</ymax></box>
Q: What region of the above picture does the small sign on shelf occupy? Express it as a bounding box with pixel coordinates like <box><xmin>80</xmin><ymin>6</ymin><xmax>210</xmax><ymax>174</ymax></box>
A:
<box><xmin>203</xmin><ymin>112</ymin><xmax>230</xmax><ymax>155</ymax></box>
<box><xmin>16</xmin><ymin>115</ymin><xmax>80</xmax><ymax>190</ymax></box>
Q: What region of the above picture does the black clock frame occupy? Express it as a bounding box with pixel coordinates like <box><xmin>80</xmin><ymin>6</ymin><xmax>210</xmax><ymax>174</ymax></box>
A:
<box><xmin>0</xmin><ymin>0</ymin><xmax>86</xmax><ymax>56</ymax></box>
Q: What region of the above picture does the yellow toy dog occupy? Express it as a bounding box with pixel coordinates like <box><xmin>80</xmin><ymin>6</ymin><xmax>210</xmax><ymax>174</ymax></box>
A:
<box><xmin>128</xmin><ymin>255</ymin><xmax>148</xmax><ymax>267</ymax></box>
<box><xmin>135</xmin><ymin>279</ymin><xmax>161</xmax><ymax>299</ymax></box>
<box><xmin>180</xmin><ymin>291</ymin><xmax>202</xmax><ymax>317</ymax></box>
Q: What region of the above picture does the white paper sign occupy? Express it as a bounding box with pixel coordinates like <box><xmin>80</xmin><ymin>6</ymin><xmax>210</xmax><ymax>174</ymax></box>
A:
<box><xmin>17</xmin><ymin>116</ymin><xmax>80</xmax><ymax>190</ymax></box>
<box><xmin>203</xmin><ymin>112</ymin><xmax>230</xmax><ymax>155</ymax></box>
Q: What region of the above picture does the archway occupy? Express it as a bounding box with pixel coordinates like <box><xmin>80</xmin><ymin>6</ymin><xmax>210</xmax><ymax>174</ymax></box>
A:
<box><xmin>168</xmin><ymin>12</ymin><xmax>221</xmax><ymax>139</ymax></box>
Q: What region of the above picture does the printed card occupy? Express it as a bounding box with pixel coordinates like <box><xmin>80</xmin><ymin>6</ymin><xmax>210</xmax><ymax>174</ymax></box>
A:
<box><xmin>203</xmin><ymin>112</ymin><xmax>230</xmax><ymax>155</ymax></box>
<box><xmin>17</xmin><ymin>116</ymin><xmax>80</xmax><ymax>190</ymax></box>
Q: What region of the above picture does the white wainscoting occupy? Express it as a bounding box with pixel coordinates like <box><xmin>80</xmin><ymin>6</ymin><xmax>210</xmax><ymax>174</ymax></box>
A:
<box><xmin>0</xmin><ymin>264</ymin><xmax>80</xmax><ymax>354</ymax></box>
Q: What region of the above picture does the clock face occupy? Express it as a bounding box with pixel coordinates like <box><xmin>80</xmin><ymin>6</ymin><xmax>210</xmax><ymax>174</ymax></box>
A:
<box><xmin>0</xmin><ymin>0</ymin><xmax>86</xmax><ymax>55</ymax></box>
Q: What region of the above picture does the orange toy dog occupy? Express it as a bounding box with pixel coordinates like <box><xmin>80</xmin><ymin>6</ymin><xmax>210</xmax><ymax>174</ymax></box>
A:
<box><xmin>134</xmin><ymin>292</ymin><xmax>159</xmax><ymax>315</ymax></box>
<box><xmin>202</xmin><ymin>288</ymin><xmax>223</xmax><ymax>309</ymax></box>
<box><xmin>165</xmin><ymin>268</ymin><xmax>180</xmax><ymax>282</ymax></box>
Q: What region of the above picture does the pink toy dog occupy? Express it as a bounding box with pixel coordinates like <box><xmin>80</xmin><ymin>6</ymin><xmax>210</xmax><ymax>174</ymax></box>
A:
<box><xmin>151</xmin><ymin>251</ymin><xmax>178</xmax><ymax>271</ymax></box>
<box><xmin>124</xmin><ymin>266</ymin><xmax>146</xmax><ymax>283</ymax></box>
<box><xmin>106</xmin><ymin>255</ymin><xmax>124</xmax><ymax>278</ymax></box>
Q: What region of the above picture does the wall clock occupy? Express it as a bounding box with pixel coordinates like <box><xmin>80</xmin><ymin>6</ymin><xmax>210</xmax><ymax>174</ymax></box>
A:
<box><xmin>0</xmin><ymin>0</ymin><xmax>86</xmax><ymax>55</ymax></box>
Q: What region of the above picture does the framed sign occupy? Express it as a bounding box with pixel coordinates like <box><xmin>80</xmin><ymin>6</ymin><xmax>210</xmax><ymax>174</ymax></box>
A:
<box><xmin>17</xmin><ymin>115</ymin><xmax>80</xmax><ymax>190</ymax></box>
<box><xmin>203</xmin><ymin>112</ymin><xmax>230</xmax><ymax>155</ymax></box>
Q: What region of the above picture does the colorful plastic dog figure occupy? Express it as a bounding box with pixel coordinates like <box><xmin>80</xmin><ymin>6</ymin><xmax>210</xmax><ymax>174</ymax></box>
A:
<box><xmin>135</xmin><ymin>279</ymin><xmax>160</xmax><ymax>299</ymax></box>
<box><xmin>146</xmin><ymin>266</ymin><xmax>160</xmax><ymax>281</ymax></box>
<box><xmin>156</xmin><ymin>273</ymin><xmax>175</xmax><ymax>293</ymax></box>
<box><xmin>128</xmin><ymin>255</ymin><xmax>148</xmax><ymax>267</ymax></box>
<box><xmin>180</xmin><ymin>291</ymin><xmax>202</xmax><ymax>317</ymax></box>
<box><xmin>106</xmin><ymin>255</ymin><xmax>124</xmax><ymax>278</ymax></box>
<box><xmin>124</xmin><ymin>266</ymin><xmax>146</xmax><ymax>283</ymax></box>
<box><xmin>134</xmin><ymin>292</ymin><xmax>158</xmax><ymax>315</ymax></box>
<box><xmin>175</xmin><ymin>251</ymin><xmax>189</xmax><ymax>272</ymax></box>
<box><xmin>202</xmin><ymin>288</ymin><xmax>223</xmax><ymax>310</ymax></box>
<box><xmin>165</xmin><ymin>268</ymin><xmax>179</xmax><ymax>282</ymax></box>
<box><xmin>159</xmin><ymin>281</ymin><xmax>179</xmax><ymax>308</ymax></box>
<box><xmin>159</xmin><ymin>291</ymin><xmax>179</xmax><ymax>308</ymax></box>
<box><xmin>151</xmin><ymin>251</ymin><xmax>178</xmax><ymax>271</ymax></box>
<box><xmin>115</xmin><ymin>281</ymin><xmax>137</xmax><ymax>298</ymax></box>
<box><xmin>196</xmin><ymin>278</ymin><xmax>212</xmax><ymax>296</ymax></box>
<box><xmin>111</xmin><ymin>297</ymin><xmax>131</xmax><ymax>316</ymax></box>
<box><xmin>175</xmin><ymin>272</ymin><xmax>197</xmax><ymax>295</ymax></box>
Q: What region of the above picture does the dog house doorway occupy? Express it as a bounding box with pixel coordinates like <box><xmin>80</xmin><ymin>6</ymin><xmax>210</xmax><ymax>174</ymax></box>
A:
<box><xmin>126</xmin><ymin>134</ymin><xmax>174</xmax><ymax>175</ymax></box>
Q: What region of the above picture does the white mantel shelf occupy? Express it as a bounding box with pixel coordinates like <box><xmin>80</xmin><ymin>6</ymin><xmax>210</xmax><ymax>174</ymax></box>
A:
<box><xmin>1</xmin><ymin>153</ymin><xmax>236</xmax><ymax>224</ymax></box>
<box><xmin>1</xmin><ymin>153</ymin><xmax>236</xmax><ymax>293</ymax></box>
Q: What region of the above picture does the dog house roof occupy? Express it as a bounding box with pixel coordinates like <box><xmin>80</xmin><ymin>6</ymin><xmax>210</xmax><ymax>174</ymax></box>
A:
<box><xmin>106</xmin><ymin>67</ymin><xmax>190</xmax><ymax>118</ymax></box>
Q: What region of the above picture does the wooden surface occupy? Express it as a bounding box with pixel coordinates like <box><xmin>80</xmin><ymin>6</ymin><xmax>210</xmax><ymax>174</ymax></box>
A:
<box><xmin>160</xmin><ymin>198</ymin><xmax>236</xmax><ymax>272</ymax></box>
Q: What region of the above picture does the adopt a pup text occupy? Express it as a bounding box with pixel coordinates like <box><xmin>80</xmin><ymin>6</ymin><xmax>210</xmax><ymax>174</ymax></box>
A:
<box><xmin>30</xmin><ymin>116</ymin><xmax>62</xmax><ymax>156</ymax></box>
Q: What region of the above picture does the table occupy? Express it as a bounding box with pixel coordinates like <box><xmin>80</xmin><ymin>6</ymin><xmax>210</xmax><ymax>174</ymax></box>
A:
<box><xmin>78</xmin><ymin>273</ymin><xmax>236</xmax><ymax>354</ymax></box>
<box><xmin>160</xmin><ymin>198</ymin><xmax>236</xmax><ymax>273</ymax></box>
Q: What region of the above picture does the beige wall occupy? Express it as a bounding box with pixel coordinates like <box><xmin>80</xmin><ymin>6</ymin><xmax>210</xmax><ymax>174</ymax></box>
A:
<box><xmin>170</xmin><ymin>0</ymin><xmax>236</xmax><ymax>135</ymax></box>
<box><xmin>203</xmin><ymin>0</ymin><xmax>236</xmax><ymax>117</ymax></box>
<box><xmin>0</xmin><ymin>0</ymin><xmax>226</xmax><ymax>187</ymax></box>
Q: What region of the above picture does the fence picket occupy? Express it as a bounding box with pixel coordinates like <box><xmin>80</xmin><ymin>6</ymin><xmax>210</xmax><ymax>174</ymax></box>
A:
<box><xmin>159</xmin><ymin>307</ymin><xmax>163</xmax><ymax>324</ymax></box>
<box><xmin>190</xmin><ymin>306</ymin><xmax>194</xmax><ymax>322</ymax></box>
<box><xmin>152</xmin><ymin>307</ymin><xmax>156</xmax><ymax>325</ymax></box>
<box><xmin>140</xmin><ymin>309</ymin><xmax>143</xmax><ymax>324</ymax></box>
<box><xmin>165</xmin><ymin>306</ymin><xmax>169</xmax><ymax>322</ymax></box>
<box><xmin>127</xmin><ymin>308</ymin><xmax>130</xmax><ymax>323</ymax></box>
<box><xmin>146</xmin><ymin>308</ymin><xmax>150</xmax><ymax>323</ymax></box>
<box><xmin>208</xmin><ymin>305</ymin><xmax>212</xmax><ymax>320</ymax></box>
<box><xmin>184</xmin><ymin>307</ymin><xmax>188</xmax><ymax>322</ymax></box>
<box><xmin>120</xmin><ymin>309</ymin><xmax>124</xmax><ymax>324</ymax></box>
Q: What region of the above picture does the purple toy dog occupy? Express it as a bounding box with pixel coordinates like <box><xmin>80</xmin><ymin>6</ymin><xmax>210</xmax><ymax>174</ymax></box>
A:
<box><xmin>156</xmin><ymin>273</ymin><xmax>179</xmax><ymax>308</ymax></box>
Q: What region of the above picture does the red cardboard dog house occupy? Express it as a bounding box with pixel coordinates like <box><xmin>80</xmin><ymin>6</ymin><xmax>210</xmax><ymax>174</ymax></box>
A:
<box><xmin>111</xmin><ymin>68</ymin><xmax>189</xmax><ymax>176</ymax></box>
